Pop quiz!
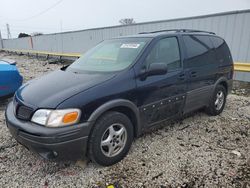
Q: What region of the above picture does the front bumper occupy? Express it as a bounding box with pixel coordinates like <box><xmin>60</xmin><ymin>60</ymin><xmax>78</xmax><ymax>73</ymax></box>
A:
<box><xmin>5</xmin><ymin>102</ymin><xmax>92</xmax><ymax>160</ymax></box>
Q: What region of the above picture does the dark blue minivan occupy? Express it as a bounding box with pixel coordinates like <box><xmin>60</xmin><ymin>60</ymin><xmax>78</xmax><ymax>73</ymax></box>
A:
<box><xmin>5</xmin><ymin>29</ymin><xmax>233</xmax><ymax>166</ymax></box>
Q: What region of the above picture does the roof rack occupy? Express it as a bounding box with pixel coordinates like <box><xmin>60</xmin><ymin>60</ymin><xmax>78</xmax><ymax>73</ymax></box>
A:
<box><xmin>139</xmin><ymin>29</ymin><xmax>215</xmax><ymax>35</ymax></box>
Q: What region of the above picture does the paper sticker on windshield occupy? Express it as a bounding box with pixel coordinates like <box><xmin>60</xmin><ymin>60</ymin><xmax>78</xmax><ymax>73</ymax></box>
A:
<box><xmin>120</xmin><ymin>43</ymin><xmax>140</xmax><ymax>49</ymax></box>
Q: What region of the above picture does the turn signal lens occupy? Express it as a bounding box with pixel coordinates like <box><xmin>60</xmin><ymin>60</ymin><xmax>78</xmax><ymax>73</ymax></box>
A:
<box><xmin>63</xmin><ymin>112</ymin><xmax>79</xmax><ymax>124</ymax></box>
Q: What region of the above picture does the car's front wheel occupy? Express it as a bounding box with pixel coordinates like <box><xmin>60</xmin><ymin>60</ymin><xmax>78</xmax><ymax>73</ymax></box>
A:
<box><xmin>88</xmin><ymin>111</ymin><xmax>134</xmax><ymax>166</ymax></box>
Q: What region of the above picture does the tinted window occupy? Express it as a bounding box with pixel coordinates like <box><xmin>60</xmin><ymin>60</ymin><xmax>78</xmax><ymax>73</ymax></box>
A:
<box><xmin>210</xmin><ymin>36</ymin><xmax>232</xmax><ymax>65</ymax></box>
<box><xmin>183</xmin><ymin>35</ymin><xmax>213</xmax><ymax>59</ymax></box>
<box><xmin>183</xmin><ymin>35</ymin><xmax>216</xmax><ymax>67</ymax></box>
<box><xmin>145</xmin><ymin>37</ymin><xmax>181</xmax><ymax>71</ymax></box>
<box><xmin>210</xmin><ymin>37</ymin><xmax>224</xmax><ymax>48</ymax></box>
<box><xmin>196</xmin><ymin>35</ymin><xmax>214</xmax><ymax>48</ymax></box>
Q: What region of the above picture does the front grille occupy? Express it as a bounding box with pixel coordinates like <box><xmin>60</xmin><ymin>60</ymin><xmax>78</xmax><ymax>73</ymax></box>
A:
<box><xmin>13</xmin><ymin>96</ymin><xmax>34</xmax><ymax>121</ymax></box>
<box><xmin>16</xmin><ymin>105</ymin><xmax>34</xmax><ymax>120</ymax></box>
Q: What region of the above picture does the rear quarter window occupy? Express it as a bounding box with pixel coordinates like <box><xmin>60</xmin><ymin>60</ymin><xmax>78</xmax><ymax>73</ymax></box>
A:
<box><xmin>210</xmin><ymin>36</ymin><xmax>232</xmax><ymax>65</ymax></box>
<box><xmin>210</xmin><ymin>36</ymin><xmax>224</xmax><ymax>48</ymax></box>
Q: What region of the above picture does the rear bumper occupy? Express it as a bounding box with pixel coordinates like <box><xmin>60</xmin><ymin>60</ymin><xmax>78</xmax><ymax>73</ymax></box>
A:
<box><xmin>5</xmin><ymin>102</ymin><xmax>92</xmax><ymax>160</ymax></box>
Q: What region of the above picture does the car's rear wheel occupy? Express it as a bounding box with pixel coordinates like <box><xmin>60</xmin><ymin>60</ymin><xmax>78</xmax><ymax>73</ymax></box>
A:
<box><xmin>88</xmin><ymin>111</ymin><xmax>134</xmax><ymax>166</ymax></box>
<box><xmin>206</xmin><ymin>85</ymin><xmax>227</xmax><ymax>116</ymax></box>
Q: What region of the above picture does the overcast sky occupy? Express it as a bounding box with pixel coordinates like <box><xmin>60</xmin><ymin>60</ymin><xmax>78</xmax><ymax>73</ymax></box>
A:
<box><xmin>0</xmin><ymin>0</ymin><xmax>250</xmax><ymax>38</ymax></box>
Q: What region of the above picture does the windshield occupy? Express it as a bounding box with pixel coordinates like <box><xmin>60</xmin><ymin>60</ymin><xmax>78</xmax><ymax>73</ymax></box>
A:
<box><xmin>67</xmin><ymin>38</ymin><xmax>150</xmax><ymax>73</ymax></box>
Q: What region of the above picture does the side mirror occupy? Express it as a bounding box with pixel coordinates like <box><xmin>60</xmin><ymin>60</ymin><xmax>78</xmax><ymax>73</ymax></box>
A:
<box><xmin>140</xmin><ymin>63</ymin><xmax>168</xmax><ymax>79</ymax></box>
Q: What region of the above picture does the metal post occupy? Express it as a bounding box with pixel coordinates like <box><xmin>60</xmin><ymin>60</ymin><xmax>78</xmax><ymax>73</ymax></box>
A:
<box><xmin>6</xmin><ymin>24</ymin><xmax>11</xmax><ymax>39</ymax></box>
<box><xmin>0</xmin><ymin>30</ymin><xmax>3</xmax><ymax>49</ymax></box>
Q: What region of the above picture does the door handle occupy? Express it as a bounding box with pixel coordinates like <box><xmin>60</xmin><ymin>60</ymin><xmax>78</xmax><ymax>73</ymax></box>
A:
<box><xmin>178</xmin><ymin>73</ymin><xmax>185</xmax><ymax>80</ymax></box>
<box><xmin>190</xmin><ymin>71</ymin><xmax>197</xmax><ymax>77</ymax></box>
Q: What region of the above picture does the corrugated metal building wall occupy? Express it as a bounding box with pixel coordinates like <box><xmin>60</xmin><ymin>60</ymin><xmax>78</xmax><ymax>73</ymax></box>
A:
<box><xmin>0</xmin><ymin>32</ymin><xmax>3</xmax><ymax>49</ymax></box>
<box><xmin>1</xmin><ymin>10</ymin><xmax>250</xmax><ymax>81</ymax></box>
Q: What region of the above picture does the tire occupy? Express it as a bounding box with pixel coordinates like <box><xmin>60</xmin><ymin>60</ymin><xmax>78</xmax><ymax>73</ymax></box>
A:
<box><xmin>88</xmin><ymin>111</ymin><xmax>134</xmax><ymax>166</ymax></box>
<box><xmin>206</xmin><ymin>85</ymin><xmax>227</xmax><ymax>116</ymax></box>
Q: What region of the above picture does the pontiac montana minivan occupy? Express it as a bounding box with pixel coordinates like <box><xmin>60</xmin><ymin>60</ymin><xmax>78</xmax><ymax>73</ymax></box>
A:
<box><xmin>5</xmin><ymin>29</ymin><xmax>233</xmax><ymax>166</ymax></box>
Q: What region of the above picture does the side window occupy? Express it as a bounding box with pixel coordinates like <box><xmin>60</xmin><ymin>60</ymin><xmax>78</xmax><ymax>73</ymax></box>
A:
<box><xmin>183</xmin><ymin>35</ymin><xmax>212</xmax><ymax>59</ymax></box>
<box><xmin>183</xmin><ymin>35</ymin><xmax>215</xmax><ymax>67</ymax></box>
<box><xmin>210</xmin><ymin>36</ymin><xmax>224</xmax><ymax>48</ymax></box>
<box><xmin>196</xmin><ymin>35</ymin><xmax>214</xmax><ymax>49</ymax></box>
<box><xmin>210</xmin><ymin>36</ymin><xmax>232</xmax><ymax>64</ymax></box>
<box><xmin>145</xmin><ymin>37</ymin><xmax>181</xmax><ymax>71</ymax></box>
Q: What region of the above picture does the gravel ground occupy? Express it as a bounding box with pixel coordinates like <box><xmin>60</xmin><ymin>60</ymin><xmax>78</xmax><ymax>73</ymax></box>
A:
<box><xmin>0</xmin><ymin>52</ymin><xmax>249</xmax><ymax>188</ymax></box>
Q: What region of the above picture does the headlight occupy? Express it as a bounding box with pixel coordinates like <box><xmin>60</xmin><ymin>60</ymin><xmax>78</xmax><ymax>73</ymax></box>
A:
<box><xmin>31</xmin><ymin>109</ymin><xmax>81</xmax><ymax>127</ymax></box>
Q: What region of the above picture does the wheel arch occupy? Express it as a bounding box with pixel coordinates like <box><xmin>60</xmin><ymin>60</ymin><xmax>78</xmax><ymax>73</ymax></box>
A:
<box><xmin>214</xmin><ymin>77</ymin><xmax>229</xmax><ymax>94</ymax></box>
<box><xmin>88</xmin><ymin>99</ymin><xmax>142</xmax><ymax>137</ymax></box>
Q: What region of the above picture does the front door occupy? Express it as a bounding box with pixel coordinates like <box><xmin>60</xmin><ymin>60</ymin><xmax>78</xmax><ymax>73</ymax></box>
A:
<box><xmin>135</xmin><ymin>36</ymin><xmax>187</xmax><ymax>127</ymax></box>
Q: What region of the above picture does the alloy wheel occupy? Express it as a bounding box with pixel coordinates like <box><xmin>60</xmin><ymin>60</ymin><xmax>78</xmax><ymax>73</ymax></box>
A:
<box><xmin>100</xmin><ymin>123</ymin><xmax>127</xmax><ymax>157</ymax></box>
<box><xmin>215</xmin><ymin>90</ymin><xmax>224</xmax><ymax>111</ymax></box>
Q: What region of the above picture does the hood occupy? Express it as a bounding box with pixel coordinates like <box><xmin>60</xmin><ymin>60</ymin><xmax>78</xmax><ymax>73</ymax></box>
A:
<box><xmin>16</xmin><ymin>69</ymin><xmax>116</xmax><ymax>108</ymax></box>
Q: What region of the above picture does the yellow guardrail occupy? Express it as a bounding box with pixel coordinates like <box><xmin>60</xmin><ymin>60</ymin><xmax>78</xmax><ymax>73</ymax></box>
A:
<box><xmin>1</xmin><ymin>48</ymin><xmax>81</xmax><ymax>58</ymax></box>
<box><xmin>1</xmin><ymin>48</ymin><xmax>250</xmax><ymax>72</ymax></box>
<box><xmin>234</xmin><ymin>62</ymin><xmax>250</xmax><ymax>72</ymax></box>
